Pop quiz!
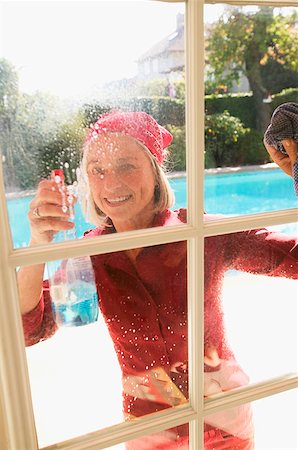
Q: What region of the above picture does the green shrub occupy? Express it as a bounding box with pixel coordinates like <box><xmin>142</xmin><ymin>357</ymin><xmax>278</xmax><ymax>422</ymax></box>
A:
<box><xmin>237</xmin><ymin>129</ymin><xmax>270</xmax><ymax>166</ymax></box>
<box><xmin>173</xmin><ymin>80</ymin><xmax>185</xmax><ymax>100</ymax></box>
<box><xmin>134</xmin><ymin>79</ymin><xmax>169</xmax><ymax>97</ymax></box>
<box><xmin>123</xmin><ymin>96</ymin><xmax>185</xmax><ymax>126</ymax></box>
<box><xmin>154</xmin><ymin>97</ymin><xmax>185</xmax><ymax>126</ymax></box>
<box><xmin>37</xmin><ymin>114</ymin><xmax>86</xmax><ymax>184</ymax></box>
<box><xmin>165</xmin><ymin>124</ymin><xmax>186</xmax><ymax>172</ymax></box>
<box><xmin>83</xmin><ymin>96</ymin><xmax>185</xmax><ymax>127</ymax></box>
<box><xmin>81</xmin><ymin>103</ymin><xmax>112</xmax><ymax>126</ymax></box>
<box><xmin>205</xmin><ymin>111</ymin><xmax>248</xmax><ymax>168</ymax></box>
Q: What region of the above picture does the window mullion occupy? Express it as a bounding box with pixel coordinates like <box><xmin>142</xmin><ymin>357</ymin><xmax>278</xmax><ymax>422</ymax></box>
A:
<box><xmin>186</xmin><ymin>0</ymin><xmax>205</xmax><ymax>449</ymax></box>
<box><xmin>0</xmin><ymin>163</ymin><xmax>38</xmax><ymax>449</ymax></box>
<box><xmin>41</xmin><ymin>406</ymin><xmax>196</xmax><ymax>450</ymax></box>
<box><xmin>204</xmin><ymin>374</ymin><xmax>298</xmax><ymax>416</ymax></box>
<box><xmin>8</xmin><ymin>224</ymin><xmax>197</xmax><ymax>268</ymax></box>
<box><xmin>203</xmin><ymin>209</ymin><xmax>298</xmax><ymax>237</ymax></box>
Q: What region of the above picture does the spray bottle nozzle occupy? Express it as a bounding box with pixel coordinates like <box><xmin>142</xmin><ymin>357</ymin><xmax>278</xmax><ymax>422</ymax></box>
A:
<box><xmin>51</xmin><ymin>169</ymin><xmax>65</xmax><ymax>183</ymax></box>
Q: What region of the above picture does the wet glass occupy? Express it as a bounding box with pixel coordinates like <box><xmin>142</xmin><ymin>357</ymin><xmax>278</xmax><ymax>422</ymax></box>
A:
<box><xmin>0</xmin><ymin>1</ymin><xmax>186</xmax><ymax>248</ymax></box>
<box><xmin>204</xmin><ymin>388</ymin><xmax>298</xmax><ymax>449</ymax></box>
<box><xmin>19</xmin><ymin>240</ymin><xmax>188</xmax><ymax>445</ymax></box>
<box><xmin>204</xmin><ymin>4</ymin><xmax>298</xmax><ymax>216</ymax></box>
<box><xmin>204</xmin><ymin>222</ymin><xmax>297</xmax><ymax>396</ymax></box>
<box><xmin>127</xmin><ymin>423</ymin><xmax>189</xmax><ymax>449</ymax></box>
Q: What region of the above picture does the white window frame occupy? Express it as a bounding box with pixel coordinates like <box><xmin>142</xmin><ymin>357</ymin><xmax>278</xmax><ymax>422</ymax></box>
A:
<box><xmin>0</xmin><ymin>0</ymin><xmax>297</xmax><ymax>449</ymax></box>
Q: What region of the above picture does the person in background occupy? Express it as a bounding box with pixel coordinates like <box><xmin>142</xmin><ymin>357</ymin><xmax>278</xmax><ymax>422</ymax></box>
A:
<box><xmin>18</xmin><ymin>111</ymin><xmax>298</xmax><ymax>450</ymax></box>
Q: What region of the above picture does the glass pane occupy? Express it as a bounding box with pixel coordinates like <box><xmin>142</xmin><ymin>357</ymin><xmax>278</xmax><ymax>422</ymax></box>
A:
<box><xmin>204</xmin><ymin>4</ymin><xmax>298</xmax><ymax>216</ymax></box>
<box><xmin>204</xmin><ymin>222</ymin><xmax>297</xmax><ymax>398</ymax></box>
<box><xmin>1</xmin><ymin>1</ymin><xmax>186</xmax><ymax>248</ymax></box>
<box><xmin>204</xmin><ymin>388</ymin><xmax>298</xmax><ymax>450</ymax></box>
<box><xmin>19</xmin><ymin>241</ymin><xmax>188</xmax><ymax>446</ymax></box>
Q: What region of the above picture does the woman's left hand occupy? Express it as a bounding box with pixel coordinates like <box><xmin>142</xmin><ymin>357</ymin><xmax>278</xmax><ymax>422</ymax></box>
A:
<box><xmin>264</xmin><ymin>138</ymin><xmax>298</xmax><ymax>177</ymax></box>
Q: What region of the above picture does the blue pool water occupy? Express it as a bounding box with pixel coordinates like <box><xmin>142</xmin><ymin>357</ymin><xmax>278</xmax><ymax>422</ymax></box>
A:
<box><xmin>6</xmin><ymin>168</ymin><xmax>298</xmax><ymax>248</ymax></box>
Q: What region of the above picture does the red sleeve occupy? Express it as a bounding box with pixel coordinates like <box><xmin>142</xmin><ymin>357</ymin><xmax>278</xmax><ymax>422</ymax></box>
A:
<box><xmin>224</xmin><ymin>228</ymin><xmax>298</xmax><ymax>279</ymax></box>
<box><xmin>22</xmin><ymin>280</ymin><xmax>57</xmax><ymax>346</ymax></box>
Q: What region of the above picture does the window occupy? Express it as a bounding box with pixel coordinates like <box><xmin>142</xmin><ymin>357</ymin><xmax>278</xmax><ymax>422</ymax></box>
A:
<box><xmin>0</xmin><ymin>1</ymin><xmax>297</xmax><ymax>450</ymax></box>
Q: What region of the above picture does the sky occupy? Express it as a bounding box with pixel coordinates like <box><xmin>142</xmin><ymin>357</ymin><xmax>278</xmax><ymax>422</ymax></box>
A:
<box><xmin>0</xmin><ymin>2</ymin><xmax>295</xmax><ymax>99</ymax></box>
<box><xmin>0</xmin><ymin>1</ymin><xmax>226</xmax><ymax>99</ymax></box>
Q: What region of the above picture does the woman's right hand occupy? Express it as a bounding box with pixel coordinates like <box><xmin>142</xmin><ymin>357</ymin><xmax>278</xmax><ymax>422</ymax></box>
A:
<box><xmin>28</xmin><ymin>179</ymin><xmax>75</xmax><ymax>245</ymax></box>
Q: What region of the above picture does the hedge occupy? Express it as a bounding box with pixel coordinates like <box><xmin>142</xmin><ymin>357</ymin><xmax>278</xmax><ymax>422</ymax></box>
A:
<box><xmin>119</xmin><ymin>96</ymin><xmax>185</xmax><ymax>127</ymax></box>
<box><xmin>82</xmin><ymin>88</ymin><xmax>298</xmax><ymax>132</ymax></box>
<box><xmin>81</xmin><ymin>96</ymin><xmax>185</xmax><ymax>127</ymax></box>
<box><xmin>271</xmin><ymin>88</ymin><xmax>298</xmax><ymax>110</ymax></box>
<box><xmin>205</xmin><ymin>93</ymin><xmax>256</xmax><ymax>129</ymax></box>
<box><xmin>205</xmin><ymin>88</ymin><xmax>298</xmax><ymax>131</ymax></box>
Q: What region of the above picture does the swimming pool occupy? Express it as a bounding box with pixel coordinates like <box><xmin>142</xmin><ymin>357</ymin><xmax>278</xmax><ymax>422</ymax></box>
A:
<box><xmin>6</xmin><ymin>168</ymin><xmax>298</xmax><ymax>248</ymax></box>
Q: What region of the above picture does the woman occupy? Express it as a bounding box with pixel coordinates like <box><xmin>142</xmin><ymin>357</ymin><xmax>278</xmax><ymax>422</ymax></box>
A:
<box><xmin>19</xmin><ymin>111</ymin><xmax>298</xmax><ymax>449</ymax></box>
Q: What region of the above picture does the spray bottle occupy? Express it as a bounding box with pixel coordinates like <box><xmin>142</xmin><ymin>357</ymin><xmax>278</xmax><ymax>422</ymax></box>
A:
<box><xmin>47</xmin><ymin>169</ymin><xmax>99</xmax><ymax>327</ymax></box>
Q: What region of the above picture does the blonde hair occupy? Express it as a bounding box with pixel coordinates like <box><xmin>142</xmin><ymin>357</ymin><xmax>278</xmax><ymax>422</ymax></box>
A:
<box><xmin>78</xmin><ymin>137</ymin><xmax>175</xmax><ymax>228</ymax></box>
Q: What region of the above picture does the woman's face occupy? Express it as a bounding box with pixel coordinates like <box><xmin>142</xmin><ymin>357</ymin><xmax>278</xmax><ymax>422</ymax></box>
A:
<box><xmin>86</xmin><ymin>134</ymin><xmax>157</xmax><ymax>230</ymax></box>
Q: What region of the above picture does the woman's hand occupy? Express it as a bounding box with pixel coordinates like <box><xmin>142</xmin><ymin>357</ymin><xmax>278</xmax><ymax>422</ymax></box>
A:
<box><xmin>28</xmin><ymin>179</ymin><xmax>75</xmax><ymax>245</ymax></box>
<box><xmin>264</xmin><ymin>138</ymin><xmax>298</xmax><ymax>177</ymax></box>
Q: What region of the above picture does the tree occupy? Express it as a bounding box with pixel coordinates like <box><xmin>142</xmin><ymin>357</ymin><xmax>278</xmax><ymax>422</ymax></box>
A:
<box><xmin>0</xmin><ymin>58</ymin><xmax>69</xmax><ymax>190</ymax></box>
<box><xmin>0</xmin><ymin>58</ymin><xmax>20</xmax><ymax>189</ymax></box>
<box><xmin>206</xmin><ymin>7</ymin><xmax>298</xmax><ymax>132</ymax></box>
<box><xmin>260</xmin><ymin>58</ymin><xmax>298</xmax><ymax>95</ymax></box>
<box><xmin>37</xmin><ymin>113</ymin><xmax>86</xmax><ymax>184</ymax></box>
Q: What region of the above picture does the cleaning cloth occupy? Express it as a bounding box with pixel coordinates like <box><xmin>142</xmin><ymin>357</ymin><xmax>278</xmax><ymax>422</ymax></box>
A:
<box><xmin>264</xmin><ymin>102</ymin><xmax>298</xmax><ymax>196</ymax></box>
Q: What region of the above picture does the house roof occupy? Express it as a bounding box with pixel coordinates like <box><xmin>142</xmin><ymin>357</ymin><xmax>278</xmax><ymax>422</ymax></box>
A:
<box><xmin>137</xmin><ymin>18</ymin><xmax>184</xmax><ymax>62</ymax></box>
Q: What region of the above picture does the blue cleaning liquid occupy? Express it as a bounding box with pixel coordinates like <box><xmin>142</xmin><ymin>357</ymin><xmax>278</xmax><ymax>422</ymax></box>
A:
<box><xmin>51</xmin><ymin>280</ymin><xmax>99</xmax><ymax>327</ymax></box>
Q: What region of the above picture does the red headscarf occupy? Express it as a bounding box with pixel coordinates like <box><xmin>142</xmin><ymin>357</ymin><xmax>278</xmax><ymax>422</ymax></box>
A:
<box><xmin>85</xmin><ymin>111</ymin><xmax>173</xmax><ymax>164</ymax></box>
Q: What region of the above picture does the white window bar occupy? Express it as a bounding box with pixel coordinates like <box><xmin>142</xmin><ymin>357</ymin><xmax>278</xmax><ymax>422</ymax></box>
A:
<box><xmin>185</xmin><ymin>1</ymin><xmax>205</xmax><ymax>449</ymax></box>
<box><xmin>0</xmin><ymin>0</ymin><xmax>297</xmax><ymax>449</ymax></box>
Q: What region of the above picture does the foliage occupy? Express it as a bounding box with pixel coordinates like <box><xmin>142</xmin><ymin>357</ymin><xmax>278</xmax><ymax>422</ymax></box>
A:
<box><xmin>205</xmin><ymin>93</ymin><xmax>255</xmax><ymax>128</ymax></box>
<box><xmin>102</xmin><ymin>77</ymin><xmax>186</xmax><ymax>101</ymax></box>
<box><xmin>206</xmin><ymin>7</ymin><xmax>298</xmax><ymax>131</ymax></box>
<box><xmin>172</xmin><ymin>80</ymin><xmax>185</xmax><ymax>100</ymax></box>
<box><xmin>82</xmin><ymin>96</ymin><xmax>185</xmax><ymax>127</ymax></box>
<box><xmin>135</xmin><ymin>78</ymin><xmax>185</xmax><ymax>100</ymax></box>
<box><xmin>207</xmin><ymin>7</ymin><xmax>298</xmax><ymax>90</ymax></box>
<box><xmin>165</xmin><ymin>124</ymin><xmax>186</xmax><ymax>172</ymax></box>
<box><xmin>0</xmin><ymin>58</ymin><xmax>18</xmax><ymax>116</ymax></box>
<box><xmin>205</xmin><ymin>111</ymin><xmax>248</xmax><ymax>167</ymax></box>
<box><xmin>236</xmin><ymin>129</ymin><xmax>270</xmax><ymax>166</ymax></box>
<box><xmin>260</xmin><ymin>58</ymin><xmax>298</xmax><ymax>95</ymax></box>
<box><xmin>271</xmin><ymin>88</ymin><xmax>298</xmax><ymax>109</ymax></box>
<box><xmin>36</xmin><ymin>113</ymin><xmax>86</xmax><ymax>185</ymax></box>
<box><xmin>2</xmin><ymin>53</ymin><xmax>296</xmax><ymax>192</ymax></box>
<box><xmin>0</xmin><ymin>58</ymin><xmax>71</xmax><ymax>190</ymax></box>
<box><xmin>205</xmin><ymin>87</ymin><xmax>298</xmax><ymax>132</ymax></box>
<box><xmin>165</xmin><ymin>118</ymin><xmax>267</xmax><ymax>171</ymax></box>
<box><xmin>81</xmin><ymin>103</ymin><xmax>112</xmax><ymax>127</ymax></box>
<box><xmin>0</xmin><ymin>58</ymin><xmax>21</xmax><ymax>189</ymax></box>
<box><xmin>119</xmin><ymin>96</ymin><xmax>184</xmax><ymax>126</ymax></box>
<box><xmin>134</xmin><ymin>79</ymin><xmax>169</xmax><ymax>97</ymax></box>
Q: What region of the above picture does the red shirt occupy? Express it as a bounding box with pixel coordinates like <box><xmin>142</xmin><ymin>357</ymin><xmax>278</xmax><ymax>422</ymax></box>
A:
<box><xmin>22</xmin><ymin>209</ymin><xmax>297</xmax><ymax>444</ymax></box>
